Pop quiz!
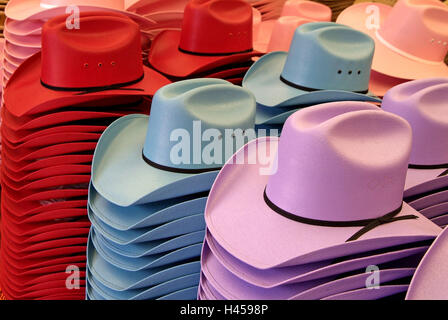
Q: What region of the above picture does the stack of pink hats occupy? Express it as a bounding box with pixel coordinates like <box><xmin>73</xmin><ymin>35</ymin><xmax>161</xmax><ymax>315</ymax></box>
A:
<box><xmin>382</xmin><ymin>78</ymin><xmax>448</xmax><ymax>229</ymax></box>
<box><xmin>253</xmin><ymin>0</ymin><xmax>332</xmax><ymax>53</ymax></box>
<box><xmin>337</xmin><ymin>0</ymin><xmax>448</xmax><ymax>97</ymax></box>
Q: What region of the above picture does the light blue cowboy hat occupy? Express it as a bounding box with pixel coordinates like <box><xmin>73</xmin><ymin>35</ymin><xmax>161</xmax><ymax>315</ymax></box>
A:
<box><xmin>88</xmin><ymin>205</ymin><xmax>205</xmax><ymax>245</ymax></box>
<box><xmin>88</xmin><ymin>183</ymin><xmax>207</xmax><ymax>231</ymax></box>
<box><xmin>91</xmin><ymin>78</ymin><xmax>256</xmax><ymax>206</ymax></box>
<box><xmin>95</xmin><ymin>228</ymin><xmax>205</xmax><ymax>258</ymax></box>
<box><xmin>87</xmin><ymin>267</ymin><xmax>200</xmax><ymax>300</ymax></box>
<box><xmin>87</xmin><ymin>235</ymin><xmax>201</xmax><ymax>291</ymax></box>
<box><xmin>90</xmin><ymin>227</ymin><xmax>203</xmax><ymax>272</ymax></box>
<box><xmin>243</xmin><ymin>22</ymin><xmax>381</xmax><ymax>108</ymax></box>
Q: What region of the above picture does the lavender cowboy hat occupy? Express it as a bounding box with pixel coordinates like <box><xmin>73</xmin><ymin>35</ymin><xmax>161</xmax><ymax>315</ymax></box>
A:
<box><xmin>381</xmin><ymin>78</ymin><xmax>448</xmax><ymax>198</ymax></box>
<box><xmin>242</xmin><ymin>22</ymin><xmax>381</xmax><ymax>108</ymax></box>
<box><xmin>406</xmin><ymin>227</ymin><xmax>448</xmax><ymax>300</ymax></box>
<box><xmin>204</xmin><ymin>229</ymin><xmax>428</xmax><ymax>288</ymax></box>
<box><xmin>204</xmin><ymin>101</ymin><xmax>441</xmax><ymax>270</ymax></box>
<box><xmin>200</xmin><ymin>239</ymin><xmax>420</xmax><ymax>300</ymax></box>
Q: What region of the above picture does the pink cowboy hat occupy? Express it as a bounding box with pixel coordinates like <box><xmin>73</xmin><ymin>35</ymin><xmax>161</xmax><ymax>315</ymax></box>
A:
<box><xmin>204</xmin><ymin>101</ymin><xmax>441</xmax><ymax>270</ymax></box>
<box><xmin>5</xmin><ymin>0</ymin><xmax>155</xmax><ymax>29</ymax></box>
<box><xmin>254</xmin><ymin>0</ymin><xmax>331</xmax><ymax>53</ymax></box>
<box><xmin>406</xmin><ymin>226</ymin><xmax>448</xmax><ymax>299</ymax></box>
<box><xmin>369</xmin><ymin>70</ymin><xmax>408</xmax><ymax>98</ymax></box>
<box><xmin>336</xmin><ymin>0</ymin><xmax>448</xmax><ymax>80</ymax></box>
<box><xmin>381</xmin><ymin>78</ymin><xmax>448</xmax><ymax>198</ymax></box>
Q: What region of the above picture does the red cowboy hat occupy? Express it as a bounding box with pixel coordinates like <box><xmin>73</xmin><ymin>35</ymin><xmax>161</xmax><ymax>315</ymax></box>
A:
<box><xmin>148</xmin><ymin>0</ymin><xmax>261</xmax><ymax>78</ymax></box>
<box><xmin>3</xmin><ymin>12</ymin><xmax>170</xmax><ymax>118</ymax></box>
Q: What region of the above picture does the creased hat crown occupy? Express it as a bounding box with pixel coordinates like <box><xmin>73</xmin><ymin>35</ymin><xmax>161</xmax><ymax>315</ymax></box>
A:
<box><xmin>143</xmin><ymin>79</ymin><xmax>256</xmax><ymax>171</ymax></box>
<box><xmin>382</xmin><ymin>78</ymin><xmax>448</xmax><ymax>166</ymax></box>
<box><xmin>266</xmin><ymin>101</ymin><xmax>412</xmax><ymax>222</ymax></box>
<box><xmin>179</xmin><ymin>0</ymin><xmax>253</xmax><ymax>55</ymax></box>
<box><xmin>281</xmin><ymin>22</ymin><xmax>375</xmax><ymax>93</ymax></box>
<box><xmin>41</xmin><ymin>12</ymin><xmax>143</xmax><ymax>89</ymax></box>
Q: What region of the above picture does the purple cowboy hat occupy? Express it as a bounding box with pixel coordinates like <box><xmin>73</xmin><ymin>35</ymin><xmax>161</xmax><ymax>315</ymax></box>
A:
<box><xmin>204</xmin><ymin>101</ymin><xmax>441</xmax><ymax>270</ymax></box>
<box><xmin>382</xmin><ymin>78</ymin><xmax>448</xmax><ymax>199</ymax></box>
<box><xmin>204</xmin><ymin>230</ymin><xmax>426</xmax><ymax>288</ymax></box>
<box><xmin>420</xmin><ymin>202</ymin><xmax>448</xmax><ymax>219</ymax></box>
<box><xmin>407</xmin><ymin>227</ymin><xmax>448</xmax><ymax>300</ymax></box>
<box><xmin>200</xmin><ymin>239</ymin><xmax>420</xmax><ymax>300</ymax></box>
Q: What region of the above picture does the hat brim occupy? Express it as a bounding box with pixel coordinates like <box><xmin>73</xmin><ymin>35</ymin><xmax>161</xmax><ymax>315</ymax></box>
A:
<box><xmin>201</xmin><ymin>239</ymin><xmax>420</xmax><ymax>299</ymax></box>
<box><xmin>323</xmin><ymin>285</ymin><xmax>409</xmax><ymax>300</ymax></box>
<box><xmin>336</xmin><ymin>2</ymin><xmax>448</xmax><ymax>80</ymax></box>
<box><xmin>148</xmin><ymin>30</ymin><xmax>260</xmax><ymax>78</ymax></box>
<box><xmin>406</xmin><ymin>227</ymin><xmax>448</xmax><ymax>300</ymax></box>
<box><xmin>87</xmin><ymin>239</ymin><xmax>200</xmax><ymax>291</ymax></box>
<box><xmin>90</xmin><ymin>227</ymin><xmax>202</xmax><ymax>272</ymax></box>
<box><xmin>89</xmin><ymin>183</ymin><xmax>207</xmax><ymax>230</ymax></box>
<box><xmin>88</xmin><ymin>205</ymin><xmax>205</xmax><ymax>245</ymax></box>
<box><xmin>95</xmin><ymin>228</ymin><xmax>205</xmax><ymax>258</ymax></box>
<box><xmin>404</xmin><ymin>168</ymin><xmax>448</xmax><ymax>198</ymax></box>
<box><xmin>4</xmin><ymin>53</ymin><xmax>170</xmax><ymax>118</ymax></box>
<box><xmin>5</xmin><ymin>1</ymin><xmax>158</xmax><ymax>31</ymax></box>
<box><xmin>91</xmin><ymin>114</ymin><xmax>219</xmax><ymax>206</ymax></box>
<box><xmin>86</xmin><ymin>263</ymin><xmax>200</xmax><ymax>299</ymax></box>
<box><xmin>369</xmin><ymin>70</ymin><xmax>408</xmax><ymax>98</ymax></box>
<box><xmin>421</xmin><ymin>202</ymin><xmax>448</xmax><ymax>219</ymax></box>
<box><xmin>409</xmin><ymin>190</ymin><xmax>448</xmax><ymax>211</ymax></box>
<box><xmin>256</xmin><ymin>105</ymin><xmax>301</xmax><ymax>125</ymax></box>
<box><xmin>242</xmin><ymin>51</ymin><xmax>381</xmax><ymax>107</ymax></box>
<box><xmin>205</xmin><ymin>230</ymin><xmax>426</xmax><ymax>288</ymax></box>
<box><xmin>205</xmin><ymin>137</ymin><xmax>441</xmax><ymax>269</ymax></box>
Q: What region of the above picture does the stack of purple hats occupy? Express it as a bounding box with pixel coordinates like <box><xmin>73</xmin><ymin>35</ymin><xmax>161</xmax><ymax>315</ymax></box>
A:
<box><xmin>199</xmin><ymin>101</ymin><xmax>441</xmax><ymax>300</ymax></box>
<box><xmin>382</xmin><ymin>78</ymin><xmax>448</xmax><ymax>228</ymax></box>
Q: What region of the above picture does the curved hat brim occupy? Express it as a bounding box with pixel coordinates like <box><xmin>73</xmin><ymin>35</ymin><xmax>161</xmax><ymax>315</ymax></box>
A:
<box><xmin>88</xmin><ymin>183</ymin><xmax>207</xmax><ymax>231</ymax></box>
<box><xmin>148</xmin><ymin>30</ymin><xmax>261</xmax><ymax>78</ymax></box>
<box><xmin>420</xmin><ymin>202</ymin><xmax>448</xmax><ymax>219</ymax></box>
<box><xmin>409</xmin><ymin>190</ymin><xmax>448</xmax><ymax>211</ymax></box>
<box><xmin>406</xmin><ymin>227</ymin><xmax>448</xmax><ymax>299</ymax></box>
<box><xmin>95</xmin><ymin>228</ymin><xmax>205</xmax><ymax>258</ymax></box>
<box><xmin>5</xmin><ymin>0</ymin><xmax>158</xmax><ymax>31</ymax></box>
<box><xmin>256</xmin><ymin>105</ymin><xmax>300</xmax><ymax>125</ymax></box>
<box><xmin>404</xmin><ymin>168</ymin><xmax>448</xmax><ymax>198</ymax></box>
<box><xmin>242</xmin><ymin>51</ymin><xmax>381</xmax><ymax>108</ymax></box>
<box><xmin>369</xmin><ymin>70</ymin><xmax>408</xmax><ymax>98</ymax></box>
<box><xmin>4</xmin><ymin>53</ymin><xmax>170</xmax><ymax>118</ymax></box>
<box><xmin>323</xmin><ymin>285</ymin><xmax>409</xmax><ymax>300</ymax></box>
<box><xmin>205</xmin><ymin>137</ymin><xmax>441</xmax><ymax>269</ymax></box>
<box><xmin>86</xmin><ymin>237</ymin><xmax>200</xmax><ymax>291</ymax></box>
<box><xmin>91</xmin><ymin>114</ymin><xmax>219</xmax><ymax>207</ymax></box>
<box><xmin>205</xmin><ymin>229</ymin><xmax>425</xmax><ymax>289</ymax></box>
<box><xmin>337</xmin><ymin>2</ymin><xmax>448</xmax><ymax>80</ymax></box>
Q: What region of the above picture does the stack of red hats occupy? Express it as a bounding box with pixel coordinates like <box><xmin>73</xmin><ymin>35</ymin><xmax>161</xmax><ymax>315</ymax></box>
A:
<box><xmin>148</xmin><ymin>0</ymin><xmax>262</xmax><ymax>86</ymax></box>
<box><xmin>0</xmin><ymin>11</ymin><xmax>169</xmax><ymax>300</ymax></box>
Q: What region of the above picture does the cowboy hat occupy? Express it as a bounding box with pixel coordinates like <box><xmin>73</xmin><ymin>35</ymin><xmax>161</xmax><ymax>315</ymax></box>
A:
<box><xmin>381</xmin><ymin>78</ymin><xmax>448</xmax><ymax>197</ymax></box>
<box><xmin>336</xmin><ymin>0</ymin><xmax>448</xmax><ymax>80</ymax></box>
<box><xmin>406</xmin><ymin>227</ymin><xmax>448</xmax><ymax>299</ymax></box>
<box><xmin>243</xmin><ymin>22</ymin><xmax>381</xmax><ymax>108</ymax></box>
<box><xmin>205</xmin><ymin>101</ymin><xmax>441</xmax><ymax>270</ymax></box>
<box><xmin>148</xmin><ymin>0</ymin><xmax>261</xmax><ymax>78</ymax></box>
<box><xmin>88</xmin><ymin>183</ymin><xmax>207</xmax><ymax>231</ymax></box>
<box><xmin>3</xmin><ymin>12</ymin><xmax>170</xmax><ymax>118</ymax></box>
<box><xmin>91</xmin><ymin>78</ymin><xmax>255</xmax><ymax>206</ymax></box>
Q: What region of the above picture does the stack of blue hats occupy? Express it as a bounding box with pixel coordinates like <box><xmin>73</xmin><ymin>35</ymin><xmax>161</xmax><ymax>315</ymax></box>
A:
<box><xmin>85</xmin><ymin>78</ymin><xmax>256</xmax><ymax>300</ymax></box>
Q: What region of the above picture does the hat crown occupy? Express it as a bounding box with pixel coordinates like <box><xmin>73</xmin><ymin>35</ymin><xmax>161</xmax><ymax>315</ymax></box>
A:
<box><xmin>41</xmin><ymin>12</ymin><xmax>143</xmax><ymax>89</ymax></box>
<box><xmin>179</xmin><ymin>0</ymin><xmax>253</xmax><ymax>54</ymax></box>
<box><xmin>143</xmin><ymin>79</ymin><xmax>256</xmax><ymax>171</ymax></box>
<box><xmin>281</xmin><ymin>0</ymin><xmax>332</xmax><ymax>21</ymax></box>
<box><xmin>378</xmin><ymin>0</ymin><xmax>448</xmax><ymax>62</ymax></box>
<box><xmin>281</xmin><ymin>22</ymin><xmax>374</xmax><ymax>92</ymax></box>
<box><xmin>266</xmin><ymin>101</ymin><xmax>412</xmax><ymax>222</ymax></box>
<box><xmin>382</xmin><ymin>78</ymin><xmax>448</xmax><ymax>166</ymax></box>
